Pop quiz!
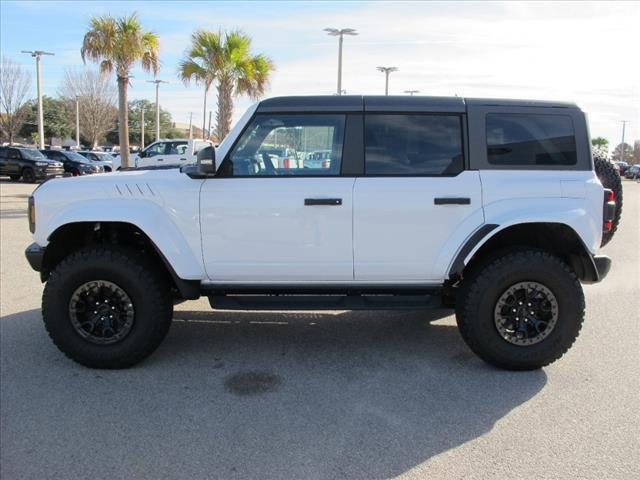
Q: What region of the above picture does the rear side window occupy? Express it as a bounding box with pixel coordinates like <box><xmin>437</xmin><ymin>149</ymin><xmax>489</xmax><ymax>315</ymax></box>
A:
<box><xmin>364</xmin><ymin>114</ymin><xmax>464</xmax><ymax>175</ymax></box>
<box><xmin>486</xmin><ymin>114</ymin><xmax>576</xmax><ymax>166</ymax></box>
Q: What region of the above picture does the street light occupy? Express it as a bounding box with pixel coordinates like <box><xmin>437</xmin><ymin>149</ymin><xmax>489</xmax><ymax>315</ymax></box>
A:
<box><xmin>324</xmin><ymin>28</ymin><xmax>358</xmax><ymax>95</ymax></box>
<box><xmin>377</xmin><ymin>66</ymin><xmax>398</xmax><ymax>96</ymax></box>
<box><xmin>21</xmin><ymin>50</ymin><xmax>54</xmax><ymax>149</ymax></box>
<box><xmin>404</xmin><ymin>90</ymin><xmax>419</xmax><ymax>96</ymax></box>
<box><xmin>146</xmin><ymin>80</ymin><xmax>168</xmax><ymax>141</ymax></box>
<box><xmin>75</xmin><ymin>95</ymin><xmax>80</xmax><ymax>149</ymax></box>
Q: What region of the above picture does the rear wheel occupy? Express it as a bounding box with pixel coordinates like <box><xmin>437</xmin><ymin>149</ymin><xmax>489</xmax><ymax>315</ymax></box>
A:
<box><xmin>42</xmin><ymin>246</ymin><xmax>173</xmax><ymax>368</ymax></box>
<box><xmin>456</xmin><ymin>249</ymin><xmax>584</xmax><ymax>370</ymax></box>
<box><xmin>22</xmin><ymin>167</ymin><xmax>36</xmax><ymax>183</ymax></box>
<box><xmin>594</xmin><ymin>156</ymin><xmax>622</xmax><ymax>246</ymax></box>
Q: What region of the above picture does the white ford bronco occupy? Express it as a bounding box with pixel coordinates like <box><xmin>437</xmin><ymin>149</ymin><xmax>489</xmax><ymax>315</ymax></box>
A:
<box><xmin>25</xmin><ymin>96</ymin><xmax>619</xmax><ymax>370</ymax></box>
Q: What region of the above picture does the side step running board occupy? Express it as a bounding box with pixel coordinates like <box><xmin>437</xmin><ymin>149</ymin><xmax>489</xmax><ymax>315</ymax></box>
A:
<box><xmin>208</xmin><ymin>294</ymin><xmax>443</xmax><ymax>311</ymax></box>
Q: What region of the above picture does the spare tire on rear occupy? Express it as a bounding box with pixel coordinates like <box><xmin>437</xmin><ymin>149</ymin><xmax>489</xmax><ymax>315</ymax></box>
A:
<box><xmin>593</xmin><ymin>154</ymin><xmax>622</xmax><ymax>246</ymax></box>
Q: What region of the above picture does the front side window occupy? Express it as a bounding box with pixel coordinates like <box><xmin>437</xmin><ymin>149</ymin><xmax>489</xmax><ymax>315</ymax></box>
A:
<box><xmin>365</xmin><ymin>114</ymin><xmax>464</xmax><ymax>175</ymax></box>
<box><xmin>486</xmin><ymin>113</ymin><xmax>577</xmax><ymax>166</ymax></box>
<box><xmin>193</xmin><ymin>141</ymin><xmax>209</xmax><ymax>155</ymax></box>
<box><xmin>144</xmin><ymin>142</ymin><xmax>166</xmax><ymax>157</ymax></box>
<box><xmin>224</xmin><ymin>114</ymin><xmax>345</xmax><ymax>176</ymax></box>
<box><xmin>21</xmin><ymin>149</ymin><xmax>46</xmax><ymax>160</ymax></box>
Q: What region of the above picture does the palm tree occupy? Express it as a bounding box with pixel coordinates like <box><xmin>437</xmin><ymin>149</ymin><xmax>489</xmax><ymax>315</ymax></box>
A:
<box><xmin>81</xmin><ymin>13</ymin><xmax>159</xmax><ymax>168</ymax></box>
<box><xmin>179</xmin><ymin>29</ymin><xmax>274</xmax><ymax>141</ymax></box>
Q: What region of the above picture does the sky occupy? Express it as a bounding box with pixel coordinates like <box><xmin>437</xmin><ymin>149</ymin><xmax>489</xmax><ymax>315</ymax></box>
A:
<box><xmin>1</xmin><ymin>0</ymin><xmax>639</xmax><ymax>146</ymax></box>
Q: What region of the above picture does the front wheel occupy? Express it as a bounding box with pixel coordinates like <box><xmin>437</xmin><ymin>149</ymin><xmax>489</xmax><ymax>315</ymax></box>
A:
<box><xmin>22</xmin><ymin>167</ymin><xmax>36</xmax><ymax>183</ymax></box>
<box><xmin>456</xmin><ymin>249</ymin><xmax>584</xmax><ymax>370</ymax></box>
<box><xmin>42</xmin><ymin>247</ymin><xmax>173</xmax><ymax>368</ymax></box>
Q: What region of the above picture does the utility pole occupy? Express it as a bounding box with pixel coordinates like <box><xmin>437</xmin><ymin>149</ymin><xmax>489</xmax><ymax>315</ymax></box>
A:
<box><xmin>377</xmin><ymin>66</ymin><xmax>398</xmax><ymax>96</ymax></box>
<box><xmin>21</xmin><ymin>50</ymin><xmax>54</xmax><ymax>149</ymax></box>
<box><xmin>75</xmin><ymin>95</ymin><xmax>80</xmax><ymax>148</ymax></box>
<box><xmin>324</xmin><ymin>28</ymin><xmax>358</xmax><ymax>95</ymax></box>
<box><xmin>188</xmin><ymin>112</ymin><xmax>193</xmax><ymax>140</ymax></box>
<box><xmin>141</xmin><ymin>107</ymin><xmax>145</xmax><ymax>150</ymax></box>
<box><xmin>619</xmin><ymin>120</ymin><xmax>629</xmax><ymax>162</ymax></box>
<box><xmin>147</xmin><ymin>80</ymin><xmax>167</xmax><ymax>141</ymax></box>
<box><xmin>404</xmin><ymin>90</ymin><xmax>419</xmax><ymax>96</ymax></box>
<box><xmin>208</xmin><ymin>110</ymin><xmax>212</xmax><ymax>140</ymax></box>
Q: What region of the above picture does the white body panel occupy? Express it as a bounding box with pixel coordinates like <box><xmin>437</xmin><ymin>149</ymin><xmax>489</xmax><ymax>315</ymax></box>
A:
<box><xmin>200</xmin><ymin>178</ymin><xmax>355</xmax><ymax>281</ymax></box>
<box><xmin>353</xmin><ymin>172</ymin><xmax>484</xmax><ymax>282</ymax></box>
<box><xmin>33</xmin><ymin>170</ymin><xmax>205</xmax><ymax>279</ymax></box>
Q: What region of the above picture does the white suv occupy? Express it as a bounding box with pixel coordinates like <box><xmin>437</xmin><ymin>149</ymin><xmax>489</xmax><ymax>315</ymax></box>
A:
<box><xmin>25</xmin><ymin>95</ymin><xmax>618</xmax><ymax>370</ymax></box>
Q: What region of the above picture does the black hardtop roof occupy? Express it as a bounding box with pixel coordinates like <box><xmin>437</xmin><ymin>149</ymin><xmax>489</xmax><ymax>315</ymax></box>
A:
<box><xmin>257</xmin><ymin>95</ymin><xmax>579</xmax><ymax>113</ymax></box>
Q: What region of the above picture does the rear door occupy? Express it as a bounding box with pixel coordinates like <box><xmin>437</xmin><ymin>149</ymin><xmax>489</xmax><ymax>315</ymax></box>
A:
<box><xmin>353</xmin><ymin>102</ymin><xmax>484</xmax><ymax>282</ymax></box>
<box><xmin>200</xmin><ymin>113</ymin><xmax>357</xmax><ymax>282</ymax></box>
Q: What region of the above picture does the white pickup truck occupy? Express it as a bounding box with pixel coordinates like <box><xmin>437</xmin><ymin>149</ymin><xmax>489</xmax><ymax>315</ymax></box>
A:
<box><xmin>25</xmin><ymin>95</ymin><xmax>621</xmax><ymax>371</ymax></box>
<box><xmin>125</xmin><ymin>138</ymin><xmax>212</xmax><ymax>169</ymax></box>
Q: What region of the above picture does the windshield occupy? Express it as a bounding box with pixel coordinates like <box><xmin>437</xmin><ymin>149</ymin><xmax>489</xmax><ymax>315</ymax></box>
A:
<box><xmin>66</xmin><ymin>151</ymin><xmax>91</xmax><ymax>162</ymax></box>
<box><xmin>97</xmin><ymin>153</ymin><xmax>115</xmax><ymax>162</ymax></box>
<box><xmin>21</xmin><ymin>149</ymin><xmax>46</xmax><ymax>160</ymax></box>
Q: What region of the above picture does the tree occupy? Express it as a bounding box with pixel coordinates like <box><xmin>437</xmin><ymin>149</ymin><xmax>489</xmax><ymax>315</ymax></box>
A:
<box><xmin>127</xmin><ymin>99</ymin><xmax>176</xmax><ymax>146</ymax></box>
<box><xmin>20</xmin><ymin>96</ymin><xmax>73</xmax><ymax>145</ymax></box>
<box><xmin>81</xmin><ymin>12</ymin><xmax>159</xmax><ymax>167</ymax></box>
<box><xmin>0</xmin><ymin>57</ymin><xmax>32</xmax><ymax>144</ymax></box>
<box><xmin>611</xmin><ymin>142</ymin><xmax>634</xmax><ymax>163</ymax></box>
<box><xmin>591</xmin><ymin>137</ymin><xmax>608</xmax><ymax>149</ymax></box>
<box><xmin>179</xmin><ymin>29</ymin><xmax>274</xmax><ymax>141</ymax></box>
<box><xmin>58</xmin><ymin>69</ymin><xmax>117</xmax><ymax>149</ymax></box>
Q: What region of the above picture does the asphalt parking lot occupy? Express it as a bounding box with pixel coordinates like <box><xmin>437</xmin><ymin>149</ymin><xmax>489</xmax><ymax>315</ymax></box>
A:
<box><xmin>1</xmin><ymin>178</ymin><xmax>638</xmax><ymax>480</ymax></box>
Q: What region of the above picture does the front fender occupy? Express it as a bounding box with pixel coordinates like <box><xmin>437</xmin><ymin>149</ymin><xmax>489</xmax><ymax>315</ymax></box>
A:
<box><xmin>37</xmin><ymin>198</ymin><xmax>205</xmax><ymax>280</ymax></box>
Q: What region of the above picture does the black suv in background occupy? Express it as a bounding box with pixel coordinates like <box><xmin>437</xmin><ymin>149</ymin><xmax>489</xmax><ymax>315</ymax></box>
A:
<box><xmin>40</xmin><ymin>149</ymin><xmax>102</xmax><ymax>176</ymax></box>
<box><xmin>0</xmin><ymin>146</ymin><xmax>65</xmax><ymax>183</ymax></box>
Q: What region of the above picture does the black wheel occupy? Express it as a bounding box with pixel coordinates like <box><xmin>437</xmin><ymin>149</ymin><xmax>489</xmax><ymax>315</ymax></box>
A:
<box><xmin>594</xmin><ymin>156</ymin><xmax>622</xmax><ymax>246</ymax></box>
<box><xmin>456</xmin><ymin>249</ymin><xmax>584</xmax><ymax>370</ymax></box>
<box><xmin>22</xmin><ymin>167</ymin><xmax>36</xmax><ymax>183</ymax></box>
<box><xmin>42</xmin><ymin>246</ymin><xmax>173</xmax><ymax>368</ymax></box>
<box><xmin>9</xmin><ymin>175</ymin><xmax>20</xmax><ymax>181</ymax></box>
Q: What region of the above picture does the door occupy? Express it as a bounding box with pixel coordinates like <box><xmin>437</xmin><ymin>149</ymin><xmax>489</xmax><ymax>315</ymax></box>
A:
<box><xmin>353</xmin><ymin>113</ymin><xmax>484</xmax><ymax>282</ymax></box>
<box><xmin>200</xmin><ymin>113</ymin><xmax>354</xmax><ymax>282</ymax></box>
<box><xmin>3</xmin><ymin>148</ymin><xmax>21</xmax><ymax>176</ymax></box>
<box><xmin>137</xmin><ymin>141</ymin><xmax>167</xmax><ymax>167</ymax></box>
<box><xmin>163</xmin><ymin>141</ymin><xmax>189</xmax><ymax>165</ymax></box>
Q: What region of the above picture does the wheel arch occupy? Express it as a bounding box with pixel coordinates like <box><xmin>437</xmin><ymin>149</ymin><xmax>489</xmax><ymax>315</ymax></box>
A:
<box><xmin>42</xmin><ymin>221</ymin><xmax>200</xmax><ymax>299</ymax></box>
<box><xmin>449</xmin><ymin>222</ymin><xmax>600</xmax><ymax>283</ymax></box>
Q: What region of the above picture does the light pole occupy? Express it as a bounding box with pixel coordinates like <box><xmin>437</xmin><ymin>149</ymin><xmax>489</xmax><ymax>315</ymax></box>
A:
<box><xmin>619</xmin><ymin>120</ymin><xmax>629</xmax><ymax>162</ymax></box>
<box><xmin>208</xmin><ymin>110</ymin><xmax>212</xmax><ymax>140</ymax></box>
<box><xmin>146</xmin><ymin>80</ymin><xmax>168</xmax><ymax>141</ymax></box>
<box><xmin>377</xmin><ymin>66</ymin><xmax>398</xmax><ymax>96</ymax></box>
<box><xmin>404</xmin><ymin>90</ymin><xmax>419</xmax><ymax>96</ymax></box>
<box><xmin>75</xmin><ymin>95</ymin><xmax>80</xmax><ymax>148</ymax></box>
<box><xmin>188</xmin><ymin>112</ymin><xmax>193</xmax><ymax>140</ymax></box>
<box><xmin>141</xmin><ymin>107</ymin><xmax>145</xmax><ymax>150</ymax></box>
<box><xmin>21</xmin><ymin>50</ymin><xmax>54</xmax><ymax>149</ymax></box>
<box><xmin>324</xmin><ymin>28</ymin><xmax>358</xmax><ymax>95</ymax></box>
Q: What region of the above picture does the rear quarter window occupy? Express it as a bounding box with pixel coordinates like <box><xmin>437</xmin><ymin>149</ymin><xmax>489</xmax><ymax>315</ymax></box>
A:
<box><xmin>486</xmin><ymin>113</ymin><xmax>577</xmax><ymax>166</ymax></box>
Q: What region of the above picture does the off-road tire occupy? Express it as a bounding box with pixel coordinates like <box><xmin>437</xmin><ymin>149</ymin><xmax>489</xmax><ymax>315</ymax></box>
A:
<box><xmin>456</xmin><ymin>249</ymin><xmax>585</xmax><ymax>370</ymax></box>
<box><xmin>22</xmin><ymin>167</ymin><xmax>36</xmax><ymax>183</ymax></box>
<box><xmin>594</xmin><ymin>157</ymin><xmax>622</xmax><ymax>246</ymax></box>
<box><xmin>42</xmin><ymin>246</ymin><xmax>173</xmax><ymax>368</ymax></box>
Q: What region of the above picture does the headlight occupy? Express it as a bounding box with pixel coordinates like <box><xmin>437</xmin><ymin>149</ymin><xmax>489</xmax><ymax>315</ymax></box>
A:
<box><xmin>35</xmin><ymin>161</ymin><xmax>49</xmax><ymax>167</ymax></box>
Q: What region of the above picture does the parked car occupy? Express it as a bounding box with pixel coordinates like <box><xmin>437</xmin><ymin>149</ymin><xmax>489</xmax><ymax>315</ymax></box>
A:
<box><xmin>26</xmin><ymin>95</ymin><xmax>617</xmax><ymax>371</ymax></box>
<box><xmin>0</xmin><ymin>146</ymin><xmax>65</xmax><ymax>182</ymax></box>
<box><xmin>131</xmin><ymin>139</ymin><xmax>212</xmax><ymax>168</ymax></box>
<box><xmin>40</xmin><ymin>149</ymin><xmax>102</xmax><ymax>176</ymax></box>
<box><xmin>305</xmin><ymin>150</ymin><xmax>332</xmax><ymax>168</ymax></box>
<box><xmin>256</xmin><ymin>146</ymin><xmax>299</xmax><ymax>168</ymax></box>
<box><xmin>613</xmin><ymin>161</ymin><xmax>629</xmax><ymax>175</ymax></box>
<box><xmin>77</xmin><ymin>151</ymin><xmax>115</xmax><ymax>172</ymax></box>
<box><xmin>624</xmin><ymin>164</ymin><xmax>640</xmax><ymax>179</ymax></box>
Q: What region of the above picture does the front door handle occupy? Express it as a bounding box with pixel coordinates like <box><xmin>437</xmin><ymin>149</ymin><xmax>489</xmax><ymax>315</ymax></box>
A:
<box><xmin>304</xmin><ymin>198</ymin><xmax>342</xmax><ymax>206</ymax></box>
<box><xmin>434</xmin><ymin>197</ymin><xmax>471</xmax><ymax>205</ymax></box>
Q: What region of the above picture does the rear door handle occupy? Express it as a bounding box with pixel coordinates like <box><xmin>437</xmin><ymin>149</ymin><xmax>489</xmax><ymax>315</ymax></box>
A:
<box><xmin>304</xmin><ymin>198</ymin><xmax>342</xmax><ymax>206</ymax></box>
<box><xmin>434</xmin><ymin>197</ymin><xmax>471</xmax><ymax>205</ymax></box>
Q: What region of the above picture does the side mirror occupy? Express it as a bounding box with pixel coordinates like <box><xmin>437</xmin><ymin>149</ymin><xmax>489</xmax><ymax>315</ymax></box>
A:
<box><xmin>197</xmin><ymin>146</ymin><xmax>216</xmax><ymax>174</ymax></box>
<box><xmin>138</xmin><ymin>150</ymin><xmax>146</xmax><ymax>158</ymax></box>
